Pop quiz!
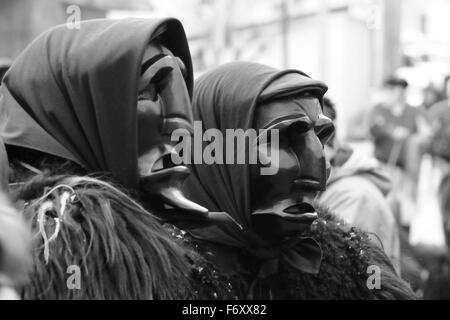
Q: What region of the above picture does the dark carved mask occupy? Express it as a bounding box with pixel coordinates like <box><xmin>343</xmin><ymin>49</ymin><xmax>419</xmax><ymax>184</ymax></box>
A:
<box><xmin>137</xmin><ymin>43</ymin><xmax>206</xmax><ymax>215</ymax></box>
<box><xmin>250</xmin><ymin>94</ymin><xmax>335</xmax><ymax>240</ymax></box>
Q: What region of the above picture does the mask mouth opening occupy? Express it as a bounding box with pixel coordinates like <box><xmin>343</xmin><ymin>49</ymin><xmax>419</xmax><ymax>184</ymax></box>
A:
<box><xmin>251</xmin><ymin>197</ymin><xmax>319</xmax><ymax>239</ymax></box>
<box><xmin>251</xmin><ymin>212</ymin><xmax>317</xmax><ymax>239</ymax></box>
<box><xmin>283</xmin><ymin>203</ymin><xmax>315</xmax><ymax>215</ymax></box>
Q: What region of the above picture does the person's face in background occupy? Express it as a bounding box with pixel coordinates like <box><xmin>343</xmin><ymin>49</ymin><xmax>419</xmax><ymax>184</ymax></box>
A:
<box><xmin>324</xmin><ymin>138</ymin><xmax>337</xmax><ymax>165</ymax></box>
<box><xmin>385</xmin><ymin>85</ymin><xmax>407</xmax><ymax>106</ymax></box>
<box><xmin>321</xmin><ymin>99</ymin><xmax>338</xmax><ymax>165</ymax></box>
<box><xmin>250</xmin><ymin>94</ymin><xmax>335</xmax><ymax>240</ymax></box>
<box><xmin>319</xmin><ymin>98</ymin><xmax>352</xmax><ymax>170</ymax></box>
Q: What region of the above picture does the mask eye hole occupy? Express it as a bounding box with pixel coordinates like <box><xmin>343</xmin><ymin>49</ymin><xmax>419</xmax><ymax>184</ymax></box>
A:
<box><xmin>138</xmin><ymin>65</ymin><xmax>174</xmax><ymax>103</ymax></box>
<box><xmin>316</xmin><ymin>126</ymin><xmax>335</xmax><ymax>146</ymax></box>
<box><xmin>152</xmin><ymin>153</ymin><xmax>176</xmax><ymax>172</ymax></box>
<box><xmin>315</xmin><ymin>115</ymin><xmax>335</xmax><ymax>146</ymax></box>
<box><xmin>138</xmin><ymin>83</ymin><xmax>157</xmax><ymax>102</ymax></box>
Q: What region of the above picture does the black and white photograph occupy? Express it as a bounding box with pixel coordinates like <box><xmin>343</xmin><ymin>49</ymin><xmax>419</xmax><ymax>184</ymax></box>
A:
<box><xmin>1</xmin><ymin>0</ymin><xmax>450</xmax><ymax>308</ymax></box>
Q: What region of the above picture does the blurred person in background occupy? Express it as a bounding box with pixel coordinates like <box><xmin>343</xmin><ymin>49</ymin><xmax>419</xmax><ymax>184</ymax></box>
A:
<box><xmin>420</xmin><ymin>80</ymin><xmax>450</xmax><ymax>298</ymax></box>
<box><xmin>0</xmin><ymin>140</ymin><xmax>31</xmax><ymax>300</ymax></box>
<box><xmin>319</xmin><ymin>97</ymin><xmax>401</xmax><ymax>273</ymax></box>
<box><xmin>0</xmin><ymin>194</ymin><xmax>31</xmax><ymax>300</ymax></box>
<box><xmin>368</xmin><ymin>77</ymin><xmax>429</xmax><ymax>234</ymax></box>
<box><xmin>423</xmin><ymin>173</ymin><xmax>450</xmax><ymax>299</ymax></box>
<box><xmin>427</xmin><ymin>75</ymin><xmax>450</xmax><ymax>166</ymax></box>
<box><xmin>369</xmin><ymin>77</ymin><xmax>427</xmax><ymax>181</ymax></box>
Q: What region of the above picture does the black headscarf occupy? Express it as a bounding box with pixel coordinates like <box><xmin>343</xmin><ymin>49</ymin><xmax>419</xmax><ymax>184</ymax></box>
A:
<box><xmin>0</xmin><ymin>18</ymin><xmax>193</xmax><ymax>189</ymax></box>
<box><xmin>184</xmin><ymin>62</ymin><xmax>327</xmax><ymax>275</ymax></box>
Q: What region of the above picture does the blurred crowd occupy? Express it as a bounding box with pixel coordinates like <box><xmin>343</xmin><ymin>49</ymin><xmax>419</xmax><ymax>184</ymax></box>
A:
<box><xmin>321</xmin><ymin>74</ymin><xmax>450</xmax><ymax>299</ymax></box>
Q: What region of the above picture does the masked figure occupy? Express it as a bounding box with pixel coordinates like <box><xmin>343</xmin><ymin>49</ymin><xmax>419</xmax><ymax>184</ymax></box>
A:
<box><xmin>0</xmin><ymin>19</ymin><xmax>233</xmax><ymax>299</ymax></box>
<box><xmin>181</xmin><ymin>62</ymin><xmax>416</xmax><ymax>299</ymax></box>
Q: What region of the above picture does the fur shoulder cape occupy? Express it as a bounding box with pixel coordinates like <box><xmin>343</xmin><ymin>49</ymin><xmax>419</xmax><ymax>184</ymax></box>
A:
<box><xmin>188</xmin><ymin>208</ymin><xmax>416</xmax><ymax>300</ymax></box>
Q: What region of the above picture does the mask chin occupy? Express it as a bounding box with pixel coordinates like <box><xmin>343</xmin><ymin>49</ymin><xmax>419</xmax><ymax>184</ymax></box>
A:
<box><xmin>251</xmin><ymin>197</ymin><xmax>318</xmax><ymax>240</ymax></box>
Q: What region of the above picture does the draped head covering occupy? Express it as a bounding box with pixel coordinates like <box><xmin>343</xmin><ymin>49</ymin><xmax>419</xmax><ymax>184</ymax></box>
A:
<box><xmin>184</xmin><ymin>62</ymin><xmax>328</xmax><ymax>276</ymax></box>
<box><xmin>0</xmin><ymin>18</ymin><xmax>193</xmax><ymax>189</ymax></box>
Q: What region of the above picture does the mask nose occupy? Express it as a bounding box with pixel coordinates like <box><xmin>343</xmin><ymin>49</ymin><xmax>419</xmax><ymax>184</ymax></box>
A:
<box><xmin>158</xmin><ymin>57</ymin><xmax>193</xmax><ymax>135</ymax></box>
<box><xmin>292</xmin><ymin>130</ymin><xmax>328</xmax><ymax>191</ymax></box>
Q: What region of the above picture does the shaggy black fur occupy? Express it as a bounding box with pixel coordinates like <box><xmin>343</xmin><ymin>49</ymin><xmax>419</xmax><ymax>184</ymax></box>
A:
<box><xmin>190</xmin><ymin>207</ymin><xmax>417</xmax><ymax>300</ymax></box>
<box><xmin>7</xmin><ymin>147</ymin><xmax>237</xmax><ymax>299</ymax></box>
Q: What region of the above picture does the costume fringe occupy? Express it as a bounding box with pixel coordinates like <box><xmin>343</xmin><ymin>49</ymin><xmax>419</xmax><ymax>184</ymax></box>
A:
<box><xmin>19</xmin><ymin>176</ymin><xmax>194</xmax><ymax>299</ymax></box>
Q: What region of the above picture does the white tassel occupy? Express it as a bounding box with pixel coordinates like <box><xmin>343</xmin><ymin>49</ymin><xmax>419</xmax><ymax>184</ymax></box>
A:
<box><xmin>33</xmin><ymin>185</ymin><xmax>77</xmax><ymax>264</ymax></box>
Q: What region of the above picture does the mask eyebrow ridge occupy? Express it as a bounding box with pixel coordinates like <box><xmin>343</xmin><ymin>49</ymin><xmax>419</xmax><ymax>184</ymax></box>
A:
<box><xmin>263</xmin><ymin>114</ymin><xmax>309</xmax><ymax>130</ymax></box>
<box><xmin>141</xmin><ymin>53</ymin><xmax>167</xmax><ymax>75</ymax></box>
